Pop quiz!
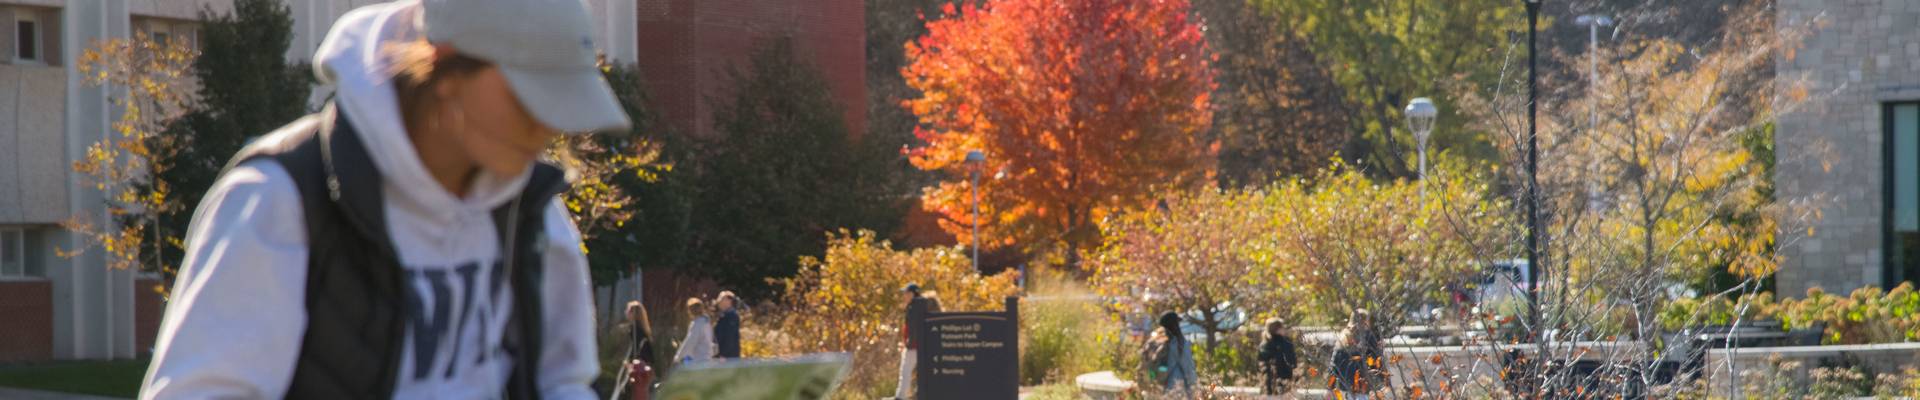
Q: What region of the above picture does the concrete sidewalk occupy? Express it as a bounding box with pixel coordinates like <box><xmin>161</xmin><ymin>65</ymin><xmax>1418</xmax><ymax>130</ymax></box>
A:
<box><xmin>0</xmin><ymin>387</ymin><xmax>130</xmax><ymax>400</ymax></box>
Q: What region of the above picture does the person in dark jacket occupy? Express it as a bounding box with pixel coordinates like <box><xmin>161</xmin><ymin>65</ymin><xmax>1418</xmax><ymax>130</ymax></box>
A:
<box><xmin>139</xmin><ymin>0</ymin><xmax>627</xmax><ymax>398</ymax></box>
<box><xmin>713</xmin><ymin>291</ymin><xmax>743</xmax><ymax>359</ymax></box>
<box><xmin>623</xmin><ymin>301</ymin><xmax>658</xmax><ymax>365</ymax></box>
<box><xmin>1331</xmin><ymin>309</ymin><xmax>1382</xmax><ymax>400</ymax></box>
<box><xmin>894</xmin><ymin>283</ymin><xmax>925</xmax><ymax>400</ymax></box>
<box><xmin>1257</xmin><ymin>318</ymin><xmax>1298</xmax><ymax>396</ymax></box>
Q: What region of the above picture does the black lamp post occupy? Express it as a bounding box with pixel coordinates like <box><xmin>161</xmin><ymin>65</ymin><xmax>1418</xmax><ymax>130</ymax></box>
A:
<box><xmin>1523</xmin><ymin>0</ymin><xmax>1543</xmax><ymax>343</ymax></box>
<box><xmin>967</xmin><ymin>150</ymin><xmax>986</xmax><ymax>272</ymax></box>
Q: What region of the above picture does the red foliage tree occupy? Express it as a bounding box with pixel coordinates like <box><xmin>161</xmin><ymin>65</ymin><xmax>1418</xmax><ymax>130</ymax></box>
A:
<box><xmin>903</xmin><ymin>0</ymin><xmax>1217</xmax><ymax>256</ymax></box>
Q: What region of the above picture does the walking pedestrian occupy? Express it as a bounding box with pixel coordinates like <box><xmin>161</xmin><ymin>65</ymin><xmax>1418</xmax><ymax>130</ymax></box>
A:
<box><xmin>1257</xmin><ymin>318</ymin><xmax>1298</xmax><ymax>397</ymax></box>
<box><xmin>674</xmin><ymin>298</ymin><xmax>716</xmax><ymax>366</ymax></box>
<box><xmin>1140</xmin><ymin>311</ymin><xmax>1199</xmax><ymax>398</ymax></box>
<box><xmin>1331</xmin><ymin>309</ymin><xmax>1383</xmax><ymax>400</ymax></box>
<box><xmin>893</xmin><ymin>283</ymin><xmax>925</xmax><ymax>400</ymax></box>
<box><xmin>712</xmin><ymin>291</ymin><xmax>743</xmax><ymax>359</ymax></box>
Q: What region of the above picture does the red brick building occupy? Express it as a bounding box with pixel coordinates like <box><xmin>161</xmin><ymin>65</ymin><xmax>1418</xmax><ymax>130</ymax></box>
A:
<box><xmin>633</xmin><ymin>0</ymin><xmax>866</xmax><ymax>138</ymax></box>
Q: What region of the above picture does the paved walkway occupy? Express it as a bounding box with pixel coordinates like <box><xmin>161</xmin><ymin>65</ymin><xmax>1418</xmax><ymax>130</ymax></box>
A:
<box><xmin>0</xmin><ymin>387</ymin><xmax>130</xmax><ymax>400</ymax></box>
<box><xmin>1076</xmin><ymin>371</ymin><xmax>1331</xmax><ymax>400</ymax></box>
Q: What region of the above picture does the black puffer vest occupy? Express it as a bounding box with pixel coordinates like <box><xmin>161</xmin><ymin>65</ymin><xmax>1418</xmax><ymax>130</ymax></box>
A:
<box><xmin>220</xmin><ymin>105</ymin><xmax>568</xmax><ymax>399</ymax></box>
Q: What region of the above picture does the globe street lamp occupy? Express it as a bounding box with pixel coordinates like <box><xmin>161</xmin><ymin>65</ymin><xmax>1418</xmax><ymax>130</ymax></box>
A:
<box><xmin>966</xmin><ymin>150</ymin><xmax>986</xmax><ymax>271</ymax></box>
<box><xmin>1405</xmin><ymin>98</ymin><xmax>1438</xmax><ymax>179</ymax></box>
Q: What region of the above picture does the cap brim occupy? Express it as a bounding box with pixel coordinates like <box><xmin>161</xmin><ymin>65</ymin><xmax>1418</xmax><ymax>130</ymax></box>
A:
<box><xmin>498</xmin><ymin>67</ymin><xmax>632</xmax><ymax>134</ymax></box>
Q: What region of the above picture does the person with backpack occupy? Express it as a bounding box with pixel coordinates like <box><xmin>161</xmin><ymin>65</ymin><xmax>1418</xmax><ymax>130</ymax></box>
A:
<box><xmin>139</xmin><ymin>0</ymin><xmax>626</xmax><ymax>398</ymax></box>
<box><xmin>1257</xmin><ymin>317</ymin><xmax>1298</xmax><ymax>396</ymax></box>
<box><xmin>1140</xmin><ymin>311</ymin><xmax>1199</xmax><ymax>398</ymax></box>
<box><xmin>1331</xmin><ymin>309</ymin><xmax>1383</xmax><ymax>400</ymax></box>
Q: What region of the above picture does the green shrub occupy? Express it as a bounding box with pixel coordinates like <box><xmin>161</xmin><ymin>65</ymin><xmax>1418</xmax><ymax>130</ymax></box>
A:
<box><xmin>1656</xmin><ymin>293</ymin><xmax>1774</xmax><ymax>332</ymax></box>
<box><xmin>1192</xmin><ymin>330</ymin><xmax>1260</xmax><ymax>388</ymax></box>
<box><xmin>1772</xmin><ymin>283</ymin><xmax>1919</xmax><ymax>344</ymax></box>
<box><xmin>1657</xmin><ymin>283</ymin><xmax>1919</xmax><ymax>345</ymax></box>
<box><xmin>1020</xmin><ymin>266</ymin><xmax>1131</xmax><ymax>385</ymax></box>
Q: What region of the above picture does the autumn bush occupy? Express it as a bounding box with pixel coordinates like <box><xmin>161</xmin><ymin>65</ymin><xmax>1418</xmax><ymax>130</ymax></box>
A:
<box><xmin>1261</xmin><ymin>161</ymin><xmax>1514</xmax><ymax>327</ymax></box>
<box><xmin>1731</xmin><ymin>356</ymin><xmax>1920</xmax><ymax>399</ymax></box>
<box><xmin>751</xmin><ymin>230</ymin><xmax>1018</xmax><ymax>399</ymax></box>
<box><xmin>1771</xmin><ymin>284</ymin><xmax>1920</xmax><ymax>344</ymax></box>
<box><xmin>1019</xmin><ymin>266</ymin><xmax>1137</xmax><ymax>386</ymax></box>
<box><xmin>1088</xmin><ymin>187</ymin><xmax>1277</xmax><ymax>351</ymax></box>
<box><xmin>1659</xmin><ymin>283</ymin><xmax>1920</xmax><ymax>345</ymax></box>
<box><xmin>1091</xmin><ymin>160</ymin><xmax>1511</xmax><ymax>347</ymax></box>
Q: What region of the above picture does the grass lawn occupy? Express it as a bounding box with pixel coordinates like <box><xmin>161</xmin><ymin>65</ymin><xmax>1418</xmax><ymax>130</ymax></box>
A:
<box><xmin>0</xmin><ymin>359</ymin><xmax>149</xmax><ymax>398</ymax></box>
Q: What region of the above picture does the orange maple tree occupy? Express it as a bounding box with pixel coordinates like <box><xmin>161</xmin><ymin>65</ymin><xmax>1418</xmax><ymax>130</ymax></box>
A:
<box><xmin>902</xmin><ymin>0</ymin><xmax>1217</xmax><ymax>256</ymax></box>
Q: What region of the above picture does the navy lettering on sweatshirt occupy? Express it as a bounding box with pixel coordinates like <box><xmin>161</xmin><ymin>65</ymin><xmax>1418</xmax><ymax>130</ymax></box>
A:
<box><xmin>403</xmin><ymin>261</ymin><xmax>512</xmax><ymax>382</ymax></box>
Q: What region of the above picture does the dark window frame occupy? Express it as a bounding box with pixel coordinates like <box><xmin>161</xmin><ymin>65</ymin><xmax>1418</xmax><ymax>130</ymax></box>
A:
<box><xmin>0</xmin><ymin>227</ymin><xmax>23</xmax><ymax>277</ymax></box>
<box><xmin>1883</xmin><ymin>102</ymin><xmax>1920</xmax><ymax>287</ymax></box>
<box><xmin>16</xmin><ymin>18</ymin><xmax>39</xmax><ymax>62</ymax></box>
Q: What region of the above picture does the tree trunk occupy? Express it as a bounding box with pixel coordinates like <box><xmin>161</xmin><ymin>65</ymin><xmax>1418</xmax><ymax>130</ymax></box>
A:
<box><xmin>1202</xmin><ymin>309</ymin><xmax>1220</xmax><ymax>351</ymax></box>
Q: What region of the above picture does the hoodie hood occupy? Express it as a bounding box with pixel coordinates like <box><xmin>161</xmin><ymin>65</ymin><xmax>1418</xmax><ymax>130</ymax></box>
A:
<box><xmin>314</xmin><ymin>1</ymin><xmax>530</xmax><ymax>224</ymax></box>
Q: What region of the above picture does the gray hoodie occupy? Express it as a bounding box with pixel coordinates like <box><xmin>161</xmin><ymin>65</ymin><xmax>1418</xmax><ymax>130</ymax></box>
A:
<box><xmin>141</xmin><ymin>2</ymin><xmax>597</xmax><ymax>399</ymax></box>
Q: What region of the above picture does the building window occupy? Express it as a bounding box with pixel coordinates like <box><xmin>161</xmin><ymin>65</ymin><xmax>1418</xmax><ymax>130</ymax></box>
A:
<box><xmin>0</xmin><ymin>227</ymin><xmax>24</xmax><ymax>278</ymax></box>
<box><xmin>179</xmin><ymin>28</ymin><xmax>198</xmax><ymax>50</ymax></box>
<box><xmin>15</xmin><ymin>15</ymin><xmax>39</xmax><ymax>62</ymax></box>
<box><xmin>1887</xmin><ymin>102</ymin><xmax>1920</xmax><ymax>287</ymax></box>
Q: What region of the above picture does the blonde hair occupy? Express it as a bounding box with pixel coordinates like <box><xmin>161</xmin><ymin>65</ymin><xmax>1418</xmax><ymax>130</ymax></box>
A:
<box><xmin>1344</xmin><ymin>309</ymin><xmax>1374</xmax><ymax>345</ymax></box>
<box><xmin>625</xmin><ymin>301</ymin><xmax>651</xmax><ymax>336</ymax></box>
<box><xmin>685</xmin><ymin>297</ymin><xmax>706</xmax><ymax>317</ymax></box>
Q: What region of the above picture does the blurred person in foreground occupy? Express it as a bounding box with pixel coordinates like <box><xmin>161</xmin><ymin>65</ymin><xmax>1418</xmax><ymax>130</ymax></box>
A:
<box><xmin>140</xmin><ymin>0</ymin><xmax>629</xmax><ymax>398</ymax></box>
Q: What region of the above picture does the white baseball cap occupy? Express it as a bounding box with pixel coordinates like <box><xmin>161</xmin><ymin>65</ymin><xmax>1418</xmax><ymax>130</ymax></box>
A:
<box><xmin>421</xmin><ymin>0</ymin><xmax>631</xmax><ymax>134</ymax></box>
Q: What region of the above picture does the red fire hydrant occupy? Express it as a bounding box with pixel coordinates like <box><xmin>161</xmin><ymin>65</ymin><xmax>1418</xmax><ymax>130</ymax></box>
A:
<box><xmin>627</xmin><ymin>359</ymin><xmax>654</xmax><ymax>400</ymax></box>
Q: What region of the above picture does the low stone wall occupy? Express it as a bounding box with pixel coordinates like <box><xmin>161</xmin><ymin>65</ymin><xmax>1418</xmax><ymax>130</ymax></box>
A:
<box><xmin>1706</xmin><ymin>342</ymin><xmax>1920</xmax><ymax>398</ymax></box>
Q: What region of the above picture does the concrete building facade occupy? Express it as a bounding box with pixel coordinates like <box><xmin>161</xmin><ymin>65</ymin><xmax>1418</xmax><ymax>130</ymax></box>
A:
<box><xmin>0</xmin><ymin>0</ymin><xmax>640</xmax><ymax>362</ymax></box>
<box><xmin>1775</xmin><ymin>0</ymin><xmax>1920</xmax><ymax>295</ymax></box>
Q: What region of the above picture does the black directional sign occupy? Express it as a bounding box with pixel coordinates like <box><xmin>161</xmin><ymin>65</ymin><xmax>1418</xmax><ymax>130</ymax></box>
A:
<box><xmin>914</xmin><ymin>296</ymin><xmax>1019</xmax><ymax>400</ymax></box>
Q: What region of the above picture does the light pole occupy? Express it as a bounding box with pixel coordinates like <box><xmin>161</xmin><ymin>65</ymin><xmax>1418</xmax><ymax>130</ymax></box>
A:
<box><xmin>1523</xmin><ymin>0</ymin><xmax>1543</xmax><ymax>346</ymax></box>
<box><xmin>1405</xmin><ymin>98</ymin><xmax>1438</xmax><ymax>180</ymax></box>
<box><xmin>967</xmin><ymin>150</ymin><xmax>986</xmax><ymax>272</ymax></box>
<box><xmin>1575</xmin><ymin>15</ymin><xmax>1612</xmax><ymax>135</ymax></box>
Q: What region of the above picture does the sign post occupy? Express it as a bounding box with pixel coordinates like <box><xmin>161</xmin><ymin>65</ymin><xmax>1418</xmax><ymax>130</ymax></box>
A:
<box><xmin>914</xmin><ymin>296</ymin><xmax>1020</xmax><ymax>399</ymax></box>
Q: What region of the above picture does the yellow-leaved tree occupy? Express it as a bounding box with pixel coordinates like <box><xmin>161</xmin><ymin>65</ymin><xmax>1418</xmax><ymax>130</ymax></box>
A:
<box><xmin>63</xmin><ymin>33</ymin><xmax>197</xmax><ymax>275</ymax></box>
<box><xmin>760</xmin><ymin>230</ymin><xmax>1019</xmax><ymax>399</ymax></box>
